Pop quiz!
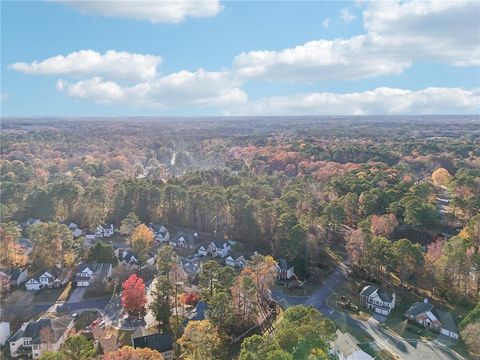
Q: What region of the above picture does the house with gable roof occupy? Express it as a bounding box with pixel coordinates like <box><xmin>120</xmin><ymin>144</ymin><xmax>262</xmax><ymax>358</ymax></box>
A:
<box><xmin>404</xmin><ymin>299</ymin><xmax>459</xmax><ymax>339</ymax></box>
<box><xmin>359</xmin><ymin>285</ymin><xmax>395</xmax><ymax>316</ymax></box>
<box><xmin>208</xmin><ymin>240</ymin><xmax>231</xmax><ymax>258</ymax></box>
<box><xmin>74</xmin><ymin>263</ymin><xmax>112</xmax><ymax>287</ymax></box>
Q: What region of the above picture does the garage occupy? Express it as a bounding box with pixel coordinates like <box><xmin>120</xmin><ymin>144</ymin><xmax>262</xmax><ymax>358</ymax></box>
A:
<box><xmin>440</xmin><ymin>328</ymin><xmax>459</xmax><ymax>339</ymax></box>
<box><xmin>76</xmin><ymin>280</ymin><xmax>89</xmax><ymax>287</ymax></box>
<box><xmin>375</xmin><ymin>308</ymin><xmax>389</xmax><ymax>316</ymax></box>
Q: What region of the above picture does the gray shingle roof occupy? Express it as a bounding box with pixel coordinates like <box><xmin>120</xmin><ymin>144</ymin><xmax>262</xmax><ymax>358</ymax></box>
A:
<box><xmin>405</xmin><ymin>302</ymin><xmax>434</xmax><ymax>318</ymax></box>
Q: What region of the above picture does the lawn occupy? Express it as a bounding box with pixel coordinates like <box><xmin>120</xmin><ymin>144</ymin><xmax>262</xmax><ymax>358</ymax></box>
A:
<box><xmin>327</xmin><ymin>277</ymin><xmax>371</xmax><ymax>321</ymax></box>
<box><xmin>358</xmin><ymin>343</ymin><xmax>397</xmax><ymax>360</ymax></box>
<box><xmin>74</xmin><ymin>310</ymin><xmax>102</xmax><ymax>331</ymax></box>
<box><xmin>33</xmin><ymin>287</ymin><xmax>63</xmax><ymax>303</ymax></box>
<box><xmin>384</xmin><ymin>292</ymin><xmax>437</xmax><ymax>341</ymax></box>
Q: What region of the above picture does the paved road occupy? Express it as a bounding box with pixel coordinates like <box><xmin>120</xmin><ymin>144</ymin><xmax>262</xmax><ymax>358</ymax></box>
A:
<box><xmin>271</xmin><ymin>268</ymin><xmax>463</xmax><ymax>360</ymax></box>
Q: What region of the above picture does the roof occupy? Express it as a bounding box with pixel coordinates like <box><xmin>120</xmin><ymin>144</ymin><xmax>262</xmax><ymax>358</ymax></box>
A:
<box><xmin>434</xmin><ymin>309</ymin><xmax>458</xmax><ymax>333</ymax></box>
<box><xmin>226</xmin><ymin>256</ymin><xmax>234</xmax><ymax>261</ymax></box>
<box><xmin>0</xmin><ymin>268</ymin><xmax>25</xmax><ymax>281</ymax></box>
<box><xmin>172</xmin><ymin>231</ymin><xmax>196</xmax><ymax>245</ymax></box>
<box><xmin>360</xmin><ymin>285</ymin><xmax>393</xmax><ymax>303</ymax></box>
<box><xmin>334</xmin><ymin>330</ymin><xmax>373</xmax><ymax>359</ymax></box>
<box><xmin>405</xmin><ymin>302</ymin><xmax>434</xmax><ymax>318</ymax></box>
<box><xmin>235</xmin><ymin>255</ymin><xmax>246</xmax><ymax>263</ymax></box>
<box><xmin>180</xmin><ymin>258</ymin><xmax>200</xmax><ymax>275</ymax></box>
<box><xmin>76</xmin><ymin>263</ymin><xmax>111</xmax><ymax>280</ymax></box>
<box><xmin>212</xmin><ymin>240</ymin><xmax>228</xmax><ymax>249</ymax></box>
<box><xmin>131</xmin><ymin>326</ymin><xmax>156</xmax><ymax>341</ymax></box>
<box><xmin>278</xmin><ymin>258</ymin><xmax>292</xmax><ymax>270</ymax></box>
<box><xmin>184</xmin><ymin>301</ymin><xmax>208</xmax><ymax>325</ymax></box>
<box><xmin>133</xmin><ymin>332</ymin><xmax>173</xmax><ymax>353</ymax></box>
<box><xmin>9</xmin><ymin>316</ymin><xmax>73</xmax><ymax>345</ymax></box>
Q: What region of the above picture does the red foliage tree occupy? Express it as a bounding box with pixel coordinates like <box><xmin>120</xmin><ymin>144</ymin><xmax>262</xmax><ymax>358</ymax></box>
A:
<box><xmin>121</xmin><ymin>274</ymin><xmax>147</xmax><ymax>317</ymax></box>
<box><xmin>180</xmin><ymin>292</ymin><xmax>200</xmax><ymax>306</ymax></box>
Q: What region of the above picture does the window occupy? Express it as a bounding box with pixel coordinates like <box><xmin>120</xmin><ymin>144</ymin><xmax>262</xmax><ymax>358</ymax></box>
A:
<box><xmin>23</xmin><ymin>338</ymin><xmax>31</xmax><ymax>346</ymax></box>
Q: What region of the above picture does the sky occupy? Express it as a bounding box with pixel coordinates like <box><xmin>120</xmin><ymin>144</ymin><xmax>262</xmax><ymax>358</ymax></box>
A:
<box><xmin>1</xmin><ymin>0</ymin><xmax>480</xmax><ymax>116</ymax></box>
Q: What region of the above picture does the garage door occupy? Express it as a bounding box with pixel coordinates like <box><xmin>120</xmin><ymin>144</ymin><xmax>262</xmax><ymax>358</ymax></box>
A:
<box><xmin>375</xmin><ymin>308</ymin><xmax>388</xmax><ymax>315</ymax></box>
<box><xmin>77</xmin><ymin>281</ymin><xmax>89</xmax><ymax>287</ymax></box>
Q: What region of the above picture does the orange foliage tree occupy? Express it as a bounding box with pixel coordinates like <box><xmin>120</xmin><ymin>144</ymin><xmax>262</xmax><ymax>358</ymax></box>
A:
<box><xmin>104</xmin><ymin>346</ymin><xmax>164</xmax><ymax>360</ymax></box>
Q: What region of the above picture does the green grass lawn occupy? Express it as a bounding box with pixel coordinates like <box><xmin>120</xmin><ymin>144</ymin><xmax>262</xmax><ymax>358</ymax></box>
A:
<box><xmin>327</xmin><ymin>276</ymin><xmax>371</xmax><ymax>321</ymax></box>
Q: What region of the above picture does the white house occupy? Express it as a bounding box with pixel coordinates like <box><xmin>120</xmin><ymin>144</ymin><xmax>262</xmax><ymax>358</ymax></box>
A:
<box><xmin>9</xmin><ymin>316</ymin><xmax>74</xmax><ymax>359</ymax></box>
<box><xmin>208</xmin><ymin>241</ymin><xmax>231</xmax><ymax>258</ymax></box>
<box><xmin>0</xmin><ymin>311</ymin><xmax>10</xmax><ymax>346</ymax></box>
<box><xmin>197</xmin><ymin>245</ymin><xmax>208</xmax><ymax>257</ymax></box>
<box><xmin>95</xmin><ymin>224</ymin><xmax>114</xmax><ymax>238</ymax></box>
<box><xmin>331</xmin><ymin>330</ymin><xmax>373</xmax><ymax>360</ymax></box>
<box><xmin>25</xmin><ymin>268</ymin><xmax>71</xmax><ymax>291</ymax></box>
<box><xmin>277</xmin><ymin>258</ymin><xmax>295</xmax><ymax>280</ymax></box>
<box><xmin>225</xmin><ymin>256</ymin><xmax>235</xmax><ymax>267</ymax></box>
<box><xmin>74</xmin><ymin>263</ymin><xmax>112</xmax><ymax>287</ymax></box>
<box><xmin>404</xmin><ymin>299</ymin><xmax>459</xmax><ymax>339</ymax></box>
<box><xmin>84</xmin><ymin>231</ymin><xmax>96</xmax><ymax>241</ymax></box>
<box><xmin>360</xmin><ymin>285</ymin><xmax>395</xmax><ymax>316</ymax></box>
<box><xmin>235</xmin><ymin>256</ymin><xmax>247</xmax><ymax>268</ymax></box>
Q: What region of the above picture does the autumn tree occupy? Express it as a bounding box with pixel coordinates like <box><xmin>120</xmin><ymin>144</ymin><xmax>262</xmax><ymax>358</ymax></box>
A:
<box><xmin>178</xmin><ymin>320</ymin><xmax>225</xmax><ymax>360</ymax></box>
<box><xmin>370</xmin><ymin>213</ymin><xmax>398</xmax><ymax>238</ymax></box>
<box><xmin>131</xmin><ymin>224</ymin><xmax>154</xmax><ymax>266</ymax></box>
<box><xmin>29</xmin><ymin>222</ymin><xmax>75</xmax><ymax>269</ymax></box>
<box><xmin>391</xmin><ymin>239</ymin><xmax>424</xmax><ymax>285</ymax></box>
<box><xmin>0</xmin><ymin>221</ymin><xmax>22</xmax><ymax>267</ymax></box>
<box><xmin>432</xmin><ymin>168</ymin><xmax>451</xmax><ymax>187</ymax></box>
<box><xmin>120</xmin><ymin>212</ymin><xmax>141</xmax><ymax>236</ymax></box>
<box><xmin>180</xmin><ymin>292</ymin><xmax>200</xmax><ymax>306</ymax></box>
<box><xmin>346</xmin><ymin>229</ymin><xmax>366</xmax><ymax>268</ymax></box>
<box><xmin>461</xmin><ymin>323</ymin><xmax>480</xmax><ymax>358</ymax></box>
<box><xmin>104</xmin><ymin>346</ymin><xmax>164</xmax><ymax>360</ymax></box>
<box><xmin>232</xmin><ymin>268</ymin><xmax>259</xmax><ymax>328</ymax></box>
<box><xmin>122</xmin><ymin>274</ymin><xmax>147</xmax><ymax>317</ymax></box>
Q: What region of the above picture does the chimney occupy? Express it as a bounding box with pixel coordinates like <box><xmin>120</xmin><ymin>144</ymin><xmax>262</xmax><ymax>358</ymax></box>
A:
<box><xmin>424</xmin><ymin>298</ymin><xmax>429</xmax><ymax>304</ymax></box>
<box><xmin>21</xmin><ymin>322</ymin><xmax>28</xmax><ymax>331</ymax></box>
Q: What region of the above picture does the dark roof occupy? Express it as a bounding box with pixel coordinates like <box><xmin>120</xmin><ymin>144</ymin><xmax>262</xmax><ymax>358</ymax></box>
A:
<box><xmin>133</xmin><ymin>333</ymin><xmax>173</xmax><ymax>353</ymax></box>
<box><xmin>9</xmin><ymin>316</ymin><xmax>73</xmax><ymax>345</ymax></box>
<box><xmin>76</xmin><ymin>263</ymin><xmax>111</xmax><ymax>279</ymax></box>
<box><xmin>212</xmin><ymin>240</ymin><xmax>226</xmax><ymax>248</ymax></box>
<box><xmin>360</xmin><ymin>285</ymin><xmax>393</xmax><ymax>303</ymax></box>
<box><xmin>434</xmin><ymin>309</ymin><xmax>458</xmax><ymax>333</ymax></box>
<box><xmin>181</xmin><ymin>258</ymin><xmax>200</xmax><ymax>275</ymax></box>
<box><xmin>183</xmin><ymin>301</ymin><xmax>208</xmax><ymax>326</ymax></box>
<box><xmin>0</xmin><ymin>268</ymin><xmax>24</xmax><ymax>281</ymax></box>
<box><xmin>172</xmin><ymin>232</ymin><xmax>196</xmax><ymax>245</ymax></box>
<box><xmin>405</xmin><ymin>302</ymin><xmax>434</xmax><ymax>318</ymax></box>
<box><xmin>278</xmin><ymin>258</ymin><xmax>292</xmax><ymax>270</ymax></box>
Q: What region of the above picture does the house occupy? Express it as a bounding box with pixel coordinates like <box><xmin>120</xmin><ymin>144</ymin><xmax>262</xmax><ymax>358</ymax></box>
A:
<box><xmin>25</xmin><ymin>268</ymin><xmax>72</xmax><ymax>291</ymax></box>
<box><xmin>404</xmin><ymin>299</ymin><xmax>459</xmax><ymax>339</ymax></box>
<box><xmin>197</xmin><ymin>245</ymin><xmax>208</xmax><ymax>257</ymax></box>
<box><xmin>132</xmin><ymin>329</ymin><xmax>174</xmax><ymax>360</ymax></box>
<box><xmin>74</xmin><ymin>263</ymin><xmax>112</xmax><ymax>287</ymax></box>
<box><xmin>95</xmin><ymin>224</ymin><xmax>114</xmax><ymax>238</ymax></box>
<box><xmin>0</xmin><ymin>310</ymin><xmax>10</xmax><ymax>346</ymax></box>
<box><xmin>180</xmin><ymin>258</ymin><xmax>201</xmax><ymax>277</ymax></box>
<box><xmin>235</xmin><ymin>255</ymin><xmax>247</xmax><ymax>268</ymax></box>
<box><xmin>115</xmin><ymin>249</ymin><xmax>139</xmax><ymax>266</ymax></box>
<box><xmin>82</xmin><ymin>326</ymin><xmax>119</xmax><ymax>359</ymax></box>
<box><xmin>331</xmin><ymin>329</ymin><xmax>374</xmax><ymax>360</ymax></box>
<box><xmin>359</xmin><ymin>285</ymin><xmax>395</xmax><ymax>316</ymax></box>
<box><xmin>225</xmin><ymin>256</ymin><xmax>235</xmax><ymax>267</ymax></box>
<box><xmin>277</xmin><ymin>258</ymin><xmax>295</xmax><ymax>280</ymax></box>
<box><xmin>8</xmin><ymin>316</ymin><xmax>74</xmax><ymax>359</ymax></box>
<box><xmin>22</xmin><ymin>218</ymin><xmax>41</xmax><ymax>230</ymax></box>
<box><xmin>183</xmin><ymin>301</ymin><xmax>208</xmax><ymax>327</ymax></box>
<box><xmin>149</xmin><ymin>224</ymin><xmax>170</xmax><ymax>243</ymax></box>
<box><xmin>208</xmin><ymin>241</ymin><xmax>231</xmax><ymax>258</ymax></box>
<box><xmin>170</xmin><ymin>232</ymin><xmax>197</xmax><ymax>248</ymax></box>
<box><xmin>84</xmin><ymin>231</ymin><xmax>96</xmax><ymax>242</ymax></box>
<box><xmin>0</xmin><ymin>268</ymin><xmax>28</xmax><ymax>290</ymax></box>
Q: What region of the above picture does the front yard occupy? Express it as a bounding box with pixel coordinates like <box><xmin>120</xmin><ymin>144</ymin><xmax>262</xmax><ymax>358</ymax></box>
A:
<box><xmin>327</xmin><ymin>276</ymin><xmax>371</xmax><ymax>322</ymax></box>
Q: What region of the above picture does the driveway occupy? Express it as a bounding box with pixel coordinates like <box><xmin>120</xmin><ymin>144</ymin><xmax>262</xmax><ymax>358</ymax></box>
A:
<box><xmin>273</xmin><ymin>267</ymin><xmax>464</xmax><ymax>360</ymax></box>
<box><xmin>68</xmin><ymin>287</ymin><xmax>87</xmax><ymax>303</ymax></box>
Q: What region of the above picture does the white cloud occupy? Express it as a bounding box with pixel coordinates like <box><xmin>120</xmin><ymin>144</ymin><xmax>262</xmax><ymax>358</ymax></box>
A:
<box><xmin>231</xmin><ymin>87</ymin><xmax>480</xmax><ymax>115</ymax></box>
<box><xmin>234</xmin><ymin>36</ymin><xmax>411</xmax><ymax>81</ymax></box>
<box><xmin>234</xmin><ymin>0</ymin><xmax>479</xmax><ymax>82</ymax></box>
<box><xmin>58</xmin><ymin>70</ymin><xmax>247</xmax><ymax>108</ymax></box>
<box><xmin>363</xmin><ymin>0</ymin><xmax>480</xmax><ymax>66</ymax></box>
<box><xmin>10</xmin><ymin>50</ymin><xmax>161</xmax><ymax>82</ymax></box>
<box><xmin>340</xmin><ymin>8</ymin><xmax>356</xmax><ymax>23</ymax></box>
<box><xmin>55</xmin><ymin>0</ymin><xmax>222</xmax><ymax>23</ymax></box>
<box><xmin>321</xmin><ymin>18</ymin><xmax>330</xmax><ymax>29</ymax></box>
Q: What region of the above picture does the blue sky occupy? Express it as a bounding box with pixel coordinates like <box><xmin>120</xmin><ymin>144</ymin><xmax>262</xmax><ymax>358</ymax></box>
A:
<box><xmin>1</xmin><ymin>0</ymin><xmax>479</xmax><ymax>116</ymax></box>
